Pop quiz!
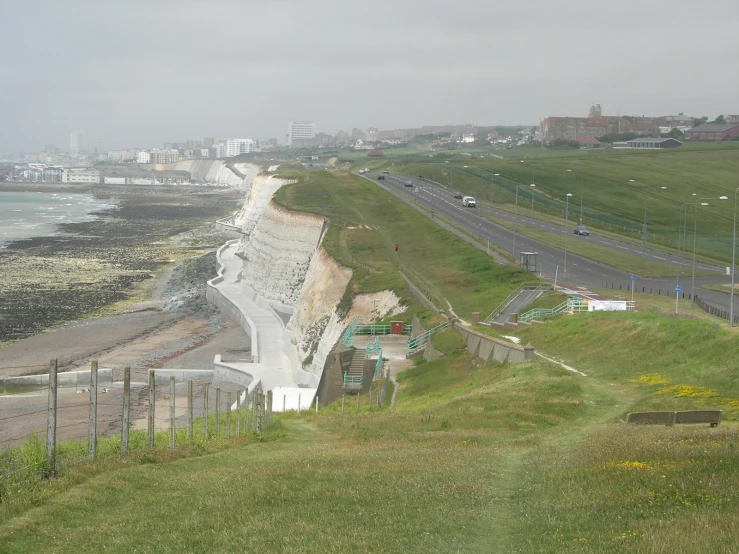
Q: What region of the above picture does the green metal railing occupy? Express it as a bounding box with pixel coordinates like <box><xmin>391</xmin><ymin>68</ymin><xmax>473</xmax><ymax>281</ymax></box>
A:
<box><xmin>343</xmin><ymin>372</ymin><xmax>363</xmax><ymax>389</ymax></box>
<box><xmin>518</xmin><ymin>296</ymin><xmax>585</xmax><ymax>323</ymax></box>
<box><xmin>483</xmin><ymin>283</ymin><xmax>550</xmax><ymax>324</ymax></box>
<box><xmin>375</xmin><ymin>351</ymin><xmax>384</xmax><ymax>378</ymax></box>
<box><xmin>355</xmin><ymin>323</ymin><xmax>412</xmax><ymax>336</ymax></box>
<box><xmin>341</xmin><ymin>317</ymin><xmax>359</xmax><ymax>347</ymax></box>
<box><xmin>406</xmin><ymin>319</ymin><xmax>451</xmax><ymax>356</ymax></box>
<box><xmin>365</xmin><ymin>337</ymin><xmax>381</xmax><ymax>358</ymax></box>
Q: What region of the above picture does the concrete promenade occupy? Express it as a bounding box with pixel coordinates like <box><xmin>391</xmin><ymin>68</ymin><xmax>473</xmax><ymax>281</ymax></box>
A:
<box><xmin>208</xmin><ymin>241</ymin><xmax>317</xmax><ymax>409</ymax></box>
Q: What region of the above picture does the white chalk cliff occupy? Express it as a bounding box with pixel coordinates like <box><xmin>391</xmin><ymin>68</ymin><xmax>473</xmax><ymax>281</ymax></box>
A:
<box><xmin>212</xmin><ymin>168</ymin><xmax>405</xmax><ymax>387</ymax></box>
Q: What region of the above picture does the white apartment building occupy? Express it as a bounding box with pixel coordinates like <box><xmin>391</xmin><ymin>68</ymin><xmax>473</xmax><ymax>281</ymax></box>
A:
<box><xmin>225</xmin><ymin>139</ymin><xmax>257</xmax><ymax>157</ymax></box>
<box><xmin>107</xmin><ymin>149</ymin><xmax>136</xmax><ymax>162</ymax></box>
<box><xmin>135</xmin><ymin>150</ymin><xmax>151</xmax><ymax>164</ymax></box>
<box><xmin>150</xmin><ymin>149</ymin><xmax>181</xmax><ymax>164</ymax></box>
<box><xmin>288</xmin><ymin>121</ymin><xmax>316</xmax><ymax>145</ymax></box>
<box><xmin>62</xmin><ymin>169</ymin><xmax>101</xmax><ymax>184</ymax></box>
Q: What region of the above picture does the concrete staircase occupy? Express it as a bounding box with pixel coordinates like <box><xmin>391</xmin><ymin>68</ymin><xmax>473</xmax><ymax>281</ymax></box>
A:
<box><xmin>343</xmin><ymin>349</ymin><xmax>366</xmax><ymax>391</ymax></box>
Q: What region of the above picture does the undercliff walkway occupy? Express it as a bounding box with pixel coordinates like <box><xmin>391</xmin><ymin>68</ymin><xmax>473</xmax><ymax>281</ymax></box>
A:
<box><xmin>211</xmin><ymin>242</ymin><xmax>297</xmax><ymax>390</ymax></box>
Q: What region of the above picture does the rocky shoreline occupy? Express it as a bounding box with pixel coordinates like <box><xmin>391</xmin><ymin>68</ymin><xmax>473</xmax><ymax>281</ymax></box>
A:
<box><xmin>0</xmin><ymin>185</ymin><xmax>241</xmax><ymax>345</ymax></box>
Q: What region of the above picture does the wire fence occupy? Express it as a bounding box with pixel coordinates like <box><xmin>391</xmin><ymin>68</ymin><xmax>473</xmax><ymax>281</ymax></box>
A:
<box><xmin>0</xmin><ymin>361</ymin><xmax>275</xmax><ymax>500</ymax></box>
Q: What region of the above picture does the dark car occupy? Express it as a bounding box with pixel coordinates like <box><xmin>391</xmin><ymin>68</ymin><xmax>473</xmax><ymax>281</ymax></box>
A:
<box><xmin>404</xmin><ymin>180</ymin><xmax>414</xmax><ymax>187</ymax></box>
<box><xmin>573</xmin><ymin>226</ymin><xmax>590</xmax><ymax>236</ymax></box>
<box><xmin>453</xmin><ymin>192</ymin><xmax>463</xmax><ymax>199</ymax></box>
<box><xmin>377</xmin><ymin>175</ymin><xmax>385</xmax><ymax>180</ymax></box>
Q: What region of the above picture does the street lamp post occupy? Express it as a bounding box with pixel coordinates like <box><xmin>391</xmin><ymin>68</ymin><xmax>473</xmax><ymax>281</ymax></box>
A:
<box><xmin>564</xmin><ymin>193</ymin><xmax>573</xmax><ymax>278</ymax></box>
<box><xmin>675</xmin><ymin>194</ymin><xmax>697</xmax><ymax>312</ymax></box>
<box><xmin>567</xmin><ymin>169</ymin><xmax>584</xmax><ymax>224</ymax></box>
<box><xmin>491</xmin><ymin>173</ymin><xmax>500</xmax><ymax>204</ymax></box>
<box><xmin>690</xmin><ymin>196</ymin><xmax>728</xmax><ymax>310</ymax></box>
<box><xmin>632</xmin><ymin>179</ymin><xmax>667</xmax><ymax>256</ymax></box>
<box><xmin>513</xmin><ymin>185</ymin><xmax>521</xmax><ymax>259</ymax></box>
<box><xmin>731</xmin><ymin>187</ymin><xmax>739</xmax><ymax>326</ymax></box>
<box><xmin>530</xmin><ymin>184</ymin><xmax>536</xmax><ymax>215</ymax></box>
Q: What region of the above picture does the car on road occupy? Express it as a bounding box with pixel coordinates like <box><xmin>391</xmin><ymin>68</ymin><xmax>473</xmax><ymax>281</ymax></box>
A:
<box><xmin>377</xmin><ymin>175</ymin><xmax>385</xmax><ymax>180</ymax></box>
<box><xmin>404</xmin><ymin>180</ymin><xmax>414</xmax><ymax>187</ymax></box>
<box><xmin>462</xmin><ymin>196</ymin><xmax>476</xmax><ymax>207</ymax></box>
<box><xmin>573</xmin><ymin>226</ymin><xmax>590</xmax><ymax>236</ymax></box>
<box><xmin>453</xmin><ymin>192</ymin><xmax>463</xmax><ymax>199</ymax></box>
<box><xmin>382</xmin><ymin>169</ymin><xmax>390</xmax><ymax>174</ymax></box>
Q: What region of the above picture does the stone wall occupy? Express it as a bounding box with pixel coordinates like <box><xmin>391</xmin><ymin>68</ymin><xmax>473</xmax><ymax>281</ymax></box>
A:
<box><xmin>453</xmin><ymin>323</ymin><xmax>534</xmax><ymax>363</ymax></box>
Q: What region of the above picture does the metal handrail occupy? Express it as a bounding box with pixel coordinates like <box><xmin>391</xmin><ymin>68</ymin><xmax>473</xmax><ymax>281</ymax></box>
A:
<box><xmin>365</xmin><ymin>337</ymin><xmax>381</xmax><ymax>358</ymax></box>
<box><xmin>341</xmin><ymin>317</ymin><xmax>359</xmax><ymax>347</ymax></box>
<box><xmin>519</xmin><ymin>296</ymin><xmax>584</xmax><ymax>323</ymax></box>
<box><xmin>343</xmin><ymin>372</ymin><xmax>364</xmax><ymax>389</ymax></box>
<box><xmin>483</xmin><ymin>283</ymin><xmax>550</xmax><ymax>324</ymax></box>
<box><xmin>407</xmin><ymin>319</ymin><xmax>451</xmax><ymax>355</ymax></box>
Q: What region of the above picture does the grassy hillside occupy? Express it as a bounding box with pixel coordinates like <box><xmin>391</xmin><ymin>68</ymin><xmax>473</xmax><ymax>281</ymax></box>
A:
<box><xmin>388</xmin><ymin>144</ymin><xmax>739</xmax><ymax>262</ymax></box>
<box><xmin>2</xmin><ymin>306</ymin><xmax>739</xmax><ymax>552</ymax></box>
<box><xmin>273</xmin><ymin>170</ymin><xmax>530</xmax><ymax>320</ymax></box>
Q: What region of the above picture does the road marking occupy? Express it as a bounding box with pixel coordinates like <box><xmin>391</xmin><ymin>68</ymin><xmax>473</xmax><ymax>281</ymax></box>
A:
<box><xmin>654</xmin><ymin>256</ymin><xmax>667</xmax><ymax>261</ymax></box>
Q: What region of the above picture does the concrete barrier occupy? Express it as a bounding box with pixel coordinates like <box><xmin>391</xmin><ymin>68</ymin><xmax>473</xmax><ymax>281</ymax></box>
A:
<box><xmin>0</xmin><ymin>369</ymin><xmax>113</xmax><ymax>388</ymax></box>
<box><xmin>150</xmin><ymin>369</ymin><xmax>215</xmax><ymax>385</ymax></box>
<box><xmin>206</xmin><ymin>239</ymin><xmax>260</xmax><ymax>363</ymax></box>
<box><xmin>453</xmin><ymin>323</ymin><xmax>533</xmax><ymax>363</ymax></box>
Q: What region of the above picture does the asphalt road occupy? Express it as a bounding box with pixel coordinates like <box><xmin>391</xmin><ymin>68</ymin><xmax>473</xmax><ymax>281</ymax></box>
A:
<box><xmin>362</xmin><ymin>171</ymin><xmax>736</xmax><ymax>316</ymax></box>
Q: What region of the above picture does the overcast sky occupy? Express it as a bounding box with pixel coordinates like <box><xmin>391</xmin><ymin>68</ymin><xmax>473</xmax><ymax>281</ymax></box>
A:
<box><xmin>2</xmin><ymin>0</ymin><xmax>738</xmax><ymax>152</ymax></box>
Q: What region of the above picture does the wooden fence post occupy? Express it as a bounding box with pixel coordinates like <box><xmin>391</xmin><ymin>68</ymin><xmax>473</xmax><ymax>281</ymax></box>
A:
<box><xmin>356</xmin><ymin>393</ymin><xmax>360</xmax><ymax>410</ymax></box>
<box><xmin>226</xmin><ymin>392</ymin><xmax>232</xmax><ymax>441</ymax></box>
<box><xmin>215</xmin><ymin>387</ymin><xmax>221</xmax><ymax>438</ymax></box>
<box><xmin>187</xmin><ymin>380</ymin><xmax>193</xmax><ymax>441</ymax></box>
<box><xmin>298</xmin><ymin>393</ymin><xmax>301</xmax><ymax>414</ymax></box>
<box><xmin>236</xmin><ymin>390</ymin><xmax>241</xmax><ymax>437</ymax></box>
<box><xmin>315</xmin><ymin>395</ymin><xmax>318</xmax><ymax>414</ymax></box>
<box><xmin>121</xmin><ymin>366</ymin><xmax>130</xmax><ymax>455</ymax></box>
<box><xmin>256</xmin><ymin>391</ymin><xmax>262</xmax><ymax>434</ymax></box>
<box><xmin>203</xmin><ymin>383</ymin><xmax>209</xmax><ymax>439</ymax></box>
<box><xmin>88</xmin><ymin>360</ymin><xmax>98</xmax><ymax>460</ymax></box>
<box><xmin>267</xmin><ymin>391</ymin><xmax>272</xmax><ymax>427</ymax></box>
<box><xmin>169</xmin><ymin>376</ymin><xmax>175</xmax><ymax>449</ymax></box>
<box><xmin>46</xmin><ymin>359</ymin><xmax>58</xmax><ymax>477</ymax></box>
<box><xmin>283</xmin><ymin>394</ymin><xmax>286</xmax><ymax>413</ymax></box>
<box><xmin>148</xmin><ymin>370</ymin><xmax>155</xmax><ymax>448</ymax></box>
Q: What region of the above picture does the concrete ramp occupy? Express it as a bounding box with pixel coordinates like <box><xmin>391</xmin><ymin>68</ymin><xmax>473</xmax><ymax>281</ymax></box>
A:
<box><xmin>493</xmin><ymin>288</ymin><xmax>544</xmax><ymax>323</ymax></box>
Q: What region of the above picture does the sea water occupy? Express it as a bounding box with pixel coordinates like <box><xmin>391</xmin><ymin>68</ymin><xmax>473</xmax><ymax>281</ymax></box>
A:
<box><xmin>0</xmin><ymin>191</ymin><xmax>116</xmax><ymax>247</ymax></box>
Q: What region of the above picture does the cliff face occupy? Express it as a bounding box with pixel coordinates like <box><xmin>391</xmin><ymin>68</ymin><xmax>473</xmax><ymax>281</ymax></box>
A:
<box><xmin>155</xmin><ymin>160</ymin><xmax>258</xmax><ymax>189</ymax></box>
<box><xmin>229</xmin><ymin>172</ymin><xmax>404</xmax><ymax>383</ymax></box>
<box><xmin>237</xmin><ymin>202</ymin><xmax>326</xmax><ymax>311</ymax></box>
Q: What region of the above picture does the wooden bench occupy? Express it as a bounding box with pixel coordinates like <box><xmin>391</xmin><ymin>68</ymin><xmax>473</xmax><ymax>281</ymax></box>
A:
<box><xmin>674</xmin><ymin>410</ymin><xmax>722</xmax><ymax>428</ymax></box>
<box><xmin>625</xmin><ymin>410</ymin><xmax>722</xmax><ymax>428</ymax></box>
<box><xmin>626</xmin><ymin>411</ymin><xmax>676</xmax><ymax>425</ymax></box>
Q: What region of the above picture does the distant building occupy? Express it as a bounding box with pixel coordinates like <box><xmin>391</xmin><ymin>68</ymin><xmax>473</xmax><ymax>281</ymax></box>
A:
<box><xmin>725</xmin><ymin>115</ymin><xmax>739</xmax><ymax>124</ymax></box>
<box><xmin>150</xmin><ymin>149</ymin><xmax>181</xmax><ymax>164</ymax></box>
<box><xmin>107</xmin><ymin>150</ymin><xmax>136</xmax><ymax>162</ymax></box>
<box><xmin>225</xmin><ymin>139</ymin><xmax>257</xmax><ymax>157</ymax></box>
<box><xmin>576</xmin><ymin>136</ymin><xmax>602</xmax><ymax>149</ymax></box>
<box><xmin>540</xmin><ymin>104</ymin><xmax>667</xmax><ymax>141</ymax></box>
<box><xmin>69</xmin><ymin>131</ymin><xmax>85</xmax><ymax>154</ymax></box>
<box><xmin>42</xmin><ymin>167</ymin><xmax>63</xmax><ymax>182</ymax></box>
<box><xmin>203</xmin><ymin>137</ymin><xmax>215</xmax><ymax>148</ymax></box>
<box><xmin>684</xmin><ymin>123</ymin><xmax>739</xmax><ymax>141</ymax></box>
<box><xmin>287</xmin><ymin>121</ymin><xmax>316</xmax><ymax>145</ymax></box>
<box><xmin>213</xmin><ymin>143</ymin><xmax>228</xmax><ymax>159</ymax></box>
<box><xmin>62</xmin><ymin>168</ymin><xmax>100</xmax><ymax>183</ymax></box>
<box><xmin>135</xmin><ymin>150</ymin><xmax>151</xmax><ymax>164</ymax></box>
<box><xmin>197</xmin><ymin>148</ymin><xmax>210</xmax><ymax>159</ymax></box>
<box><xmin>625</xmin><ymin>137</ymin><xmax>683</xmax><ymax>149</ymax></box>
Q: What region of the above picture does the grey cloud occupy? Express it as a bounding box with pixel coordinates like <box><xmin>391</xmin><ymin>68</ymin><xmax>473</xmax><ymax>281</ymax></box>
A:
<box><xmin>1</xmin><ymin>0</ymin><xmax>738</xmax><ymax>151</ymax></box>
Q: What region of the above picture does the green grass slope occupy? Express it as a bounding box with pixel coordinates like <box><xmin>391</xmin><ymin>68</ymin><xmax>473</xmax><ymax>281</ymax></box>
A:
<box><xmin>274</xmin><ymin>169</ymin><xmax>530</xmax><ymax>320</ymax></box>
<box><xmin>2</xmin><ymin>308</ymin><xmax>739</xmax><ymax>552</ymax></box>
<box><xmin>390</xmin><ymin>145</ymin><xmax>739</xmax><ymax>261</ymax></box>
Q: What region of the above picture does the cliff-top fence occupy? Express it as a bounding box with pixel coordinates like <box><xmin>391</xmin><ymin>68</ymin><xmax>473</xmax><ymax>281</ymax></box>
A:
<box><xmin>0</xmin><ymin>361</ymin><xmax>276</xmax><ymax>500</ymax></box>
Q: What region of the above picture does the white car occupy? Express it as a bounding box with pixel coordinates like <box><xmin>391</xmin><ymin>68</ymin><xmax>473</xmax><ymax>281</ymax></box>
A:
<box><xmin>462</xmin><ymin>196</ymin><xmax>476</xmax><ymax>207</ymax></box>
